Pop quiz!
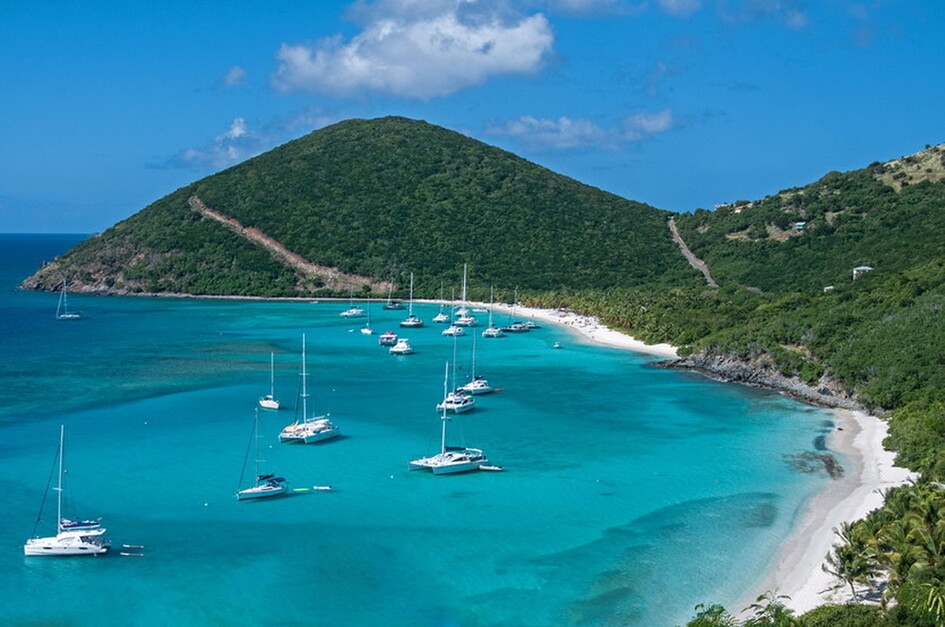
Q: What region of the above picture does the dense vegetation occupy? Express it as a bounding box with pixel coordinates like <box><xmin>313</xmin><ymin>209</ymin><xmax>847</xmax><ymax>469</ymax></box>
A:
<box><xmin>27</xmin><ymin>187</ymin><xmax>300</xmax><ymax>296</ymax></box>
<box><xmin>192</xmin><ymin>117</ymin><xmax>692</xmax><ymax>292</ymax></box>
<box><xmin>25</xmin><ymin>117</ymin><xmax>693</xmax><ymax>296</ymax></box>
<box><xmin>673</xmin><ymin>148</ymin><xmax>945</xmax><ymax>292</ymax></box>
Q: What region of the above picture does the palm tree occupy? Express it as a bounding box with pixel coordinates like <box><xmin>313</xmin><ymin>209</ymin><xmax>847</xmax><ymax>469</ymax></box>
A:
<box><xmin>822</xmin><ymin>522</ymin><xmax>881</xmax><ymax>600</ymax></box>
<box><xmin>876</xmin><ymin>517</ymin><xmax>920</xmax><ymax>605</ymax></box>
<box><xmin>906</xmin><ymin>577</ymin><xmax>945</xmax><ymax>625</ymax></box>
<box><xmin>742</xmin><ymin>591</ymin><xmax>798</xmax><ymax>626</ymax></box>
<box><xmin>685</xmin><ymin>603</ymin><xmax>738</xmax><ymax>627</ymax></box>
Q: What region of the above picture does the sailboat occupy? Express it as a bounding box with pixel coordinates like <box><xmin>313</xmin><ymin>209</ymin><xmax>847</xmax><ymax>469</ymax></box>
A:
<box><xmin>382</xmin><ymin>281</ymin><xmax>405</xmax><ymax>310</ymax></box>
<box><xmin>24</xmin><ymin>426</ymin><xmax>111</xmax><ymax>556</ymax></box>
<box><xmin>237</xmin><ymin>410</ymin><xmax>288</xmax><ymax>500</ymax></box>
<box><xmin>481</xmin><ymin>286</ymin><xmax>505</xmax><ymax>338</ymax></box>
<box><xmin>400</xmin><ymin>272</ymin><xmax>424</xmax><ymax>328</ymax></box>
<box><xmin>259</xmin><ymin>352</ymin><xmax>281</xmax><ymax>409</ymax></box>
<box><xmin>55</xmin><ymin>279</ymin><xmax>83</xmax><ymax>321</ymax></box>
<box><xmin>432</xmin><ymin>283</ymin><xmax>450</xmax><ymax>324</ymax></box>
<box><xmin>502</xmin><ymin>288</ymin><xmax>530</xmax><ymax>333</ymax></box>
<box><xmin>279</xmin><ymin>334</ymin><xmax>340</xmax><ymax>444</ymax></box>
<box><xmin>454</xmin><ymin>264</ymin><xmax>477</xmax><ymax>327</ymax></box>
<box><xmin>410</xmin><ymin>363</ymin><xmax>492</xmax><ymax>475</ymax></box>
<box><xmin>340</xmin><ymin>289</ymin><xmax>366</xmax><ymax>318</ymax></box>
<box><xmin>458</xmin><ymin>333</ymin><xmax>494</xmax><ymax>395</ymax></box>
<box><xmin>438</xmin><ymin>334</ymin><xmax>476</xmax><ymax>413</ymax></box>
<box><xmin>361</xmin><ymin>302</ymin><xmax>375</xmax><ymax>335</ymax></box>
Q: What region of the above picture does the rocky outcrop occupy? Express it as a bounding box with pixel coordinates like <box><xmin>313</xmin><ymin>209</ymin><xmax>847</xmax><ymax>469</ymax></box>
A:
<box><xmin>657</xmin><ymin>347</ymin><xmax>865</xmax><ymax>412</ymax></box>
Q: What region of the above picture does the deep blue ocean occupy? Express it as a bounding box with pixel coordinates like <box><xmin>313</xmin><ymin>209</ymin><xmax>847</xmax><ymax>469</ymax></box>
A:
<box><xmin>0</xmin><ymin>234</ymin><xmax>836</xmax><ymax>626</ymax></box>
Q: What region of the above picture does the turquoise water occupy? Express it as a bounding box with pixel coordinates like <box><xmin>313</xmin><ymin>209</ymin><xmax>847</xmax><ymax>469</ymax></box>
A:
<box><xmin>0</xmin><ymin>235</ymin><xmax>836</xmax><ymax>626</ymax></box>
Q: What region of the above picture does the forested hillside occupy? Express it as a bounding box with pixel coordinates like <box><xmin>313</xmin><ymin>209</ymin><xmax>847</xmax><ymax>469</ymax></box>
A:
<box><xmin>23</xmin><ymin>117</ymin><xmax>693</xmax><ymax>296</ymax></box>
<box><xmin>673</xmin><ymin>144</ymin><xmax>945</xmax><ymax>292</ymax></box>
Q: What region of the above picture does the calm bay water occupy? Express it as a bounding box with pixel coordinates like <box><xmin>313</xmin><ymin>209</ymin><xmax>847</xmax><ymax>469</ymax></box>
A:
<box><xmin>0</xmin><ymin>234</ymin><xmax>835</xmax><ymax>626</ymax></box>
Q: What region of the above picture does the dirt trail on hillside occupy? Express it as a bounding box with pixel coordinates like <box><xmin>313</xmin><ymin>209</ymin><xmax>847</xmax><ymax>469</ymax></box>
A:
<box><xmin>188</xmin><ymin>195</ymin><xmax>390</xmax><ymax>293</ymax></box>
<box><xmin>668</xmin><ymin>217</ymin><xmax>719</xmax><ymax>287</ymax></box>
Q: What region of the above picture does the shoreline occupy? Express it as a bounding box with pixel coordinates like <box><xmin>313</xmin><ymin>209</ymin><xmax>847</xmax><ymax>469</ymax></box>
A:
<box><xmin>59</xmin><ymin>289</ymin><xmax>916</xmax><ymax>613</ymax></box>
<box><xmin>735</xmin><ymin>408</ymin><xmax>917</xmax><ymax>615</ymax></box>
<box><xmin>461</xmin><ymin>302</ymin><xmax>916</xmax><ymax>615</ymax></box>
<box><xmin>468</xmin><ymin>301</ymin><xmax>679</xmax><ymax>358</ymax></box>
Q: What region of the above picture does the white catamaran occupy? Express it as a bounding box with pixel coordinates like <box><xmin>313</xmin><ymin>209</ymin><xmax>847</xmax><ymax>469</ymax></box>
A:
<box><xmin>279</xmin><ymin>334</ymin><xmax>340</xmax><ymax>444</ymax></box>
<box><xmin>410</xmin><ymin>363</ymin><xmax>495</xmax><ymax>475</ymax></box>
<box><xmin>24</xmin><ymin>426</ymin><xmax>111</xmax><ymax>556</ymax></box>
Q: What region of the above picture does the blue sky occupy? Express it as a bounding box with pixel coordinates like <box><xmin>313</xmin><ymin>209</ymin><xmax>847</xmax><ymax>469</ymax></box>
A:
<box><xmin>2</xmin><ymin>0</ymin><xmax>942</xmax><ymax>232</ymax></box>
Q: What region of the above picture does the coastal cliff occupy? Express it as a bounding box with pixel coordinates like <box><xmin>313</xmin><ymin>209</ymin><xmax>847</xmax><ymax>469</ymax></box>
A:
<box><xmin>657</xmin><ymin>347</ymin><xmax>864</xmax><ymax>412</ymax></box>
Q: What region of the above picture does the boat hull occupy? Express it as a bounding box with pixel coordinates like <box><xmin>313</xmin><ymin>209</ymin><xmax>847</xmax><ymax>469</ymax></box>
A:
<box><xmin>301</xmin><ymin>428</ymin><xmax>340</xmax><ymax>444</ymax></box>
<box><xmin>236</xmin><ymin>485</ymin><xmax>288</xmax><ymax>500</ymax></box>
<box><xmin>436</xmin><ymin>400</ymin><xmax>475</xmax><ymax>413</ymax></box>
<box><xmin>432</xmin><ymin>461</ymin><xmax>482</xmax><ymax>475</ymax></box>
<box><xmin>24</xmin><ymin>533</ymin><xmax>110</xmax><ymax>556</ymax></box>
<box><xmin>410</xmin><ymin>449</ymin><xmax>487</xmax><ymax>475</ymax></box>
<box><xmin>259</xmin><ymin>397</ymin><xmax>280</xmax><ymax>410</ymax></box>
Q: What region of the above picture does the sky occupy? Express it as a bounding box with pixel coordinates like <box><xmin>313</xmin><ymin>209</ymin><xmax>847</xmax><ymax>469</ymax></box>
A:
<box><xmin>1</xmin><ymin>0</ymin><xmax>942</xmax><ymax>233</ymax></box>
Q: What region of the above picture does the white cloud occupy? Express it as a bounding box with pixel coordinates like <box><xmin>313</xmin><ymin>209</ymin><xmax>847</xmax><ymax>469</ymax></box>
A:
<box><xmin>488</xmin><ymin>116</ymin><xmax>614</xmax><ymax>149</ymax></box>
<box><xmin>542</xmin><ymin>0</ymin><xmax>620</xmax><ymax>12</ymax></box>
<box><xmin>271</xmin><ymin>1</ymin><xmax>554</xmax><ymax>99</ymax></box>
<box><xmin>222</xmin><ymin>66</ymin><xmax>248</xmax><ymax>87</ymax></box>
<box><xmin>717</xmin><ymin>0</ymin><xmax>809</xmax><ymax>29</ymax></box>
<box><xmin>623</xmin><ymin>109</ymin><xmax>674</xmax><ymax>137</ymax></box>
<box><xmin>658</xmin><ymin>0</ymin><xmax>701</xmax><ymax>16</ymax></box>
<box><xmin>487</xmin><ymin>109</ymin><xmax>675</xmax><ymax>151</ymax></box>
<box><xmin>173</xmin><ymin>109</ymin><xmax>341</xmax><ymax>171</ymax></box>
<box><xmin>176</xmin><ymin>118</ymin><xmax>264</xmax><ymax>169</ymax></box>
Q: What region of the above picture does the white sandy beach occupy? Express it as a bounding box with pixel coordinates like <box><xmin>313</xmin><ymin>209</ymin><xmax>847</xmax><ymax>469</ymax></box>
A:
<box><xmin>735</xmin><ymin>408</ymin><xmax>917</xmax><ymax>616</ymax></box>
<box><xmin>460</xmin><ymin>301</ymin><xmax>916</xmax><ymax>616</ymax></box>
<box><xmin>477</xmin><ymin>302</ymin><xmax>679</xmax><ymax>358</ymax></box>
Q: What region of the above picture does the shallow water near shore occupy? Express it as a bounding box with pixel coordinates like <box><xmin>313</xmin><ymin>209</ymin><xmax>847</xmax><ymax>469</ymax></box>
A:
<box><xmin>0</xmin><ymin>234</ymin><xmax>836</xmax><ymax>626</ymax></box>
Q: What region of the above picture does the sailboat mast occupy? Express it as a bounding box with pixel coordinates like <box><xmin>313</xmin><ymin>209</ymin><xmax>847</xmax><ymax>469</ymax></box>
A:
<box><xmin>470</xmin><ymin>333</ymin><xmax>477</xmax><ymax>380</ymax></box>
<box><xmin>488</xmin><ymin>286</ymin><xmax>494</xmax><ymax>327</ymax></box>
<box><xmin>461</xmin><ymin>264</ymin><xmax>468</xmax><ymax>307</ymax></box>
<box><xmin>253</xmin><ymin>409</ymin><xmax>260</xmax><ymax>482</ymax></box>
<box><xmin>301</xmin><ymin>334</ymin><xmax>309</xmax><ymax>421</ymax></box>
<box><xmin>441</xmin><ymin>362</ymin><xmax>449</xmax><ymax>454</ymax></box>
<box><xmin>56</xmin><ymin>425</ymin><xmax>64</xmax><ymax>532</ymax></box>
<box><xmin>451</xmin><ymin>335</ymin><xmax>459</xmax><ymax>390</ymax></box>
<box><xmin>270</xmin><ymin>353</ymin><xmax>275</xmax><ymax>396</ymax></box>
<box><xmin>408</xmin><ymin>272</ymin><xmax>414</xmax><ymax>316</ymax></box>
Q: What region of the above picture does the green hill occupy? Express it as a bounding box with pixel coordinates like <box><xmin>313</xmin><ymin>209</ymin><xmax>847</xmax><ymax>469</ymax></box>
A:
<box><xmin>23</xmin><ymin>116</ymin><xmax>693</xmax><ymax>297</ymax></box>
<box><xmin>673</xmin><ymin>144</ymin><xmax>945</xmax><ymax>292</ymax></box>
<box><xmin>535</xmin><ymin>144</ymin><xmax>945</xmax><ymax>411</ymax></box>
